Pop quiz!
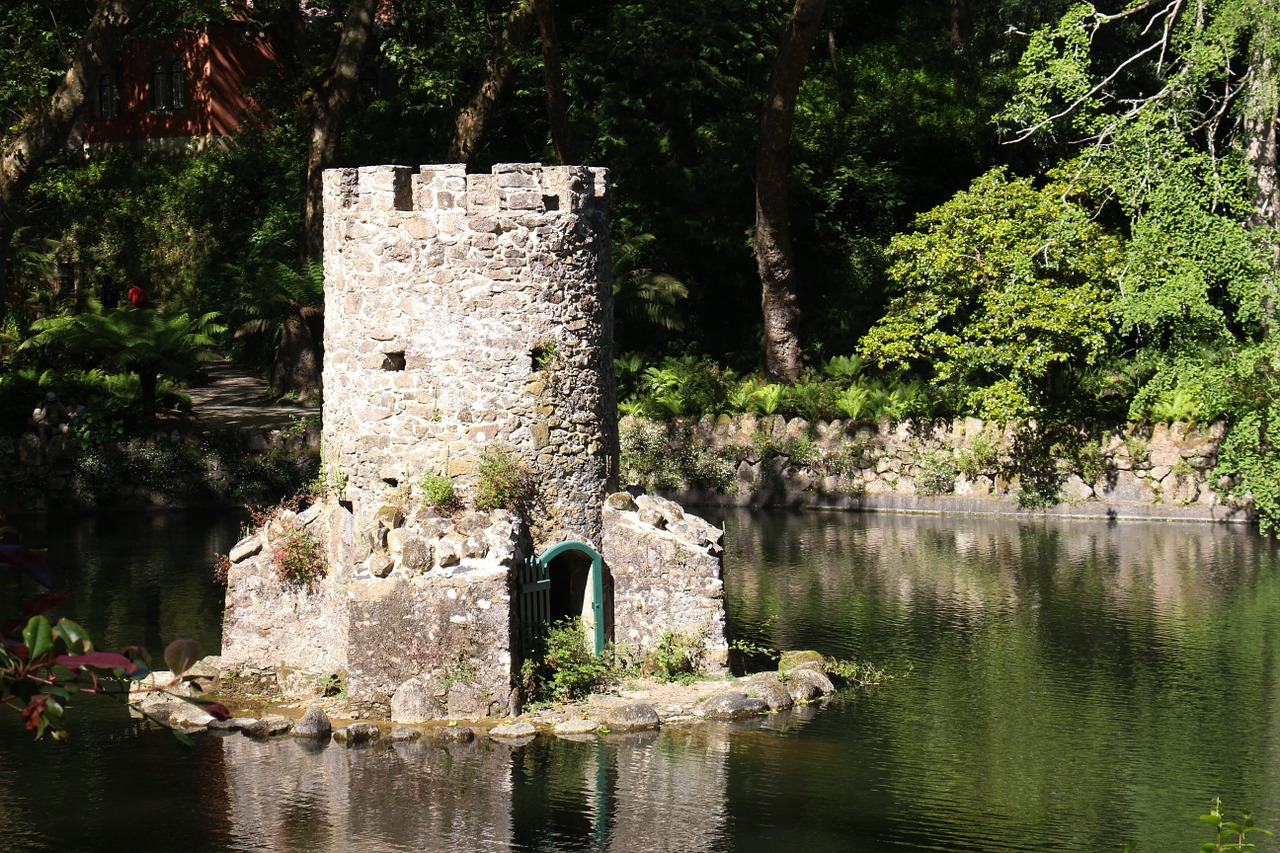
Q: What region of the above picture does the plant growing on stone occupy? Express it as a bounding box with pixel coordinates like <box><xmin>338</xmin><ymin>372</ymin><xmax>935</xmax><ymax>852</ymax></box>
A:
<box><xmin>643</xmin><ymin>629</ymin><xmax>705</xmax><ymax>684</ymax></box>
<box><xmin>1124</xmin><ymin>435</ymin><xmax>1151</xmax><ymax>467</ymax></box>
<box><xmin>1073</xmin><ymin>440</ymin><xmax>1107</xmax><ymax>485</ymax></box>
<box><xmin>914</xmin><ymin>449</ymin><xmax>958</xmax><ymax>496</ymax></box>
<box><xmin>530</xmin><ymin>339</ymin><xmax>559</xmax><ymax>371</ymax></box>
<box><xmin>268</xmin><ymin>520</ymin><xmax>326</xmax><ymax>588</ymax></box>
<box><xmin>956</xmin><ymin>432</ymin><xmax>1000</xmax><ymax>480</ymax></box>
<box><xmin>620</xmin><ymin>417</ymin><xmax>680</xmax><ymax>489</ymax></box>
<box><xmin>679</xmin><ymin>446</ymin><xmax>738</xmax><ymax>493</ymax></box>
<box><xmin>473</xmin><ymin>446</ymin><xmax>536</xmax><ymax>514</ymax></box>
<box><xmin>520</xmin><ymin>620</ymin><xmax>611</xmax><ymax>703</ymax></box>
<box><xmin>418</xmin><ymin>472</ymin><xmax>462</xmax><ymax>513</ymax></box>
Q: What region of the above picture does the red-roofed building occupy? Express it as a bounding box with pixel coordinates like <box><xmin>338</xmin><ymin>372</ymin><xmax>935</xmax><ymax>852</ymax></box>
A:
<box><xmin>82</xmin><ymin>25</ymin><xmax>280</xmax><ymax>153</ymax></box>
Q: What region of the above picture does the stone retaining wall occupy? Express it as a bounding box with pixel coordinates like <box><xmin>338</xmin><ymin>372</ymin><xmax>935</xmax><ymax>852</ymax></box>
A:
<box><xmin>625</xmin><ymin>414</ymin><xmax>1253</xmax><ymax>523</ymax></box>
<box><xmin>0</xmin><ymin>422</ymin><xmax>320</xmax><ymax>513</ymax></box>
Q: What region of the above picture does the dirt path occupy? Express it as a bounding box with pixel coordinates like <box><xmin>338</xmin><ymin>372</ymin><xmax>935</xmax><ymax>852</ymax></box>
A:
<box><xmin>185</xmin><ymin>362</ymin><xmax>316</xmax><ymax>431</ymax></box>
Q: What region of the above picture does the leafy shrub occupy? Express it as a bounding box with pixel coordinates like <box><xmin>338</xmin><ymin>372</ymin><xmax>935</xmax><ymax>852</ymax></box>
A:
<box><xmin>1124</xmin><ymin>434</ymin><xmax>1151</xmax><ymax>467</ymax></box>
<box><xmin>753</xmin><ymin>430</ymin><xmax>821</xmax><ymax>470</ymax></box>
<box><xmin>1010</xmin><ymin>427</ymin><xmax>1062</xmax><ymax>508</ymax></box>
<box><xmin>473</xmin><ymin>446</ymin><xmax>536</xmax><ymax>513</ymax></box>
<box><xmin>915</xmin><ymin>449</ymin><xmax>958</xmax><ymax>496</ymax></box>
<box><xmin>955</xmin><ymin>432</ymin><xmax>1000</xmax><ymax>479</ymax></box>
<box><xmin>1074</xmin><ymin>441</ymin><xmax>1107</xmax><ymax>484</ymax></box>
<box><xmin>268</xmin><ymin>519</ymin><xmax>326</xmax><ymax>588</ymax></box>
<box><xmin>681</xmin><ymin>447</ymin><xmax>738</xmax><ymax>492</ymax></box>
<box><xmin>418</xmin><ymin>472</ymin><xmax>461</xmax><ymax>513</ymax></box>
<box><xmin>642</xmin><ymin>630</ymin><xmax>705</xmax><ymax>683</ymax></box>
<box><xmin>620</xmin><ymin>418</ymin><xmax>678</xmax><ymax>489</ymax></box>
<box><xmin>520</xmin><ymin>620</ymin><xmax>611</xmax><ymax>703</ymax></box>
<box><xmin>637</xmin><ymin>355</ymin><xmax>735</xmax><ymax>417</ymax></box>
<box><xmin>834</xmin><ymin>385</ymin><xmax>875</xmax><ymax>421</ymax></box>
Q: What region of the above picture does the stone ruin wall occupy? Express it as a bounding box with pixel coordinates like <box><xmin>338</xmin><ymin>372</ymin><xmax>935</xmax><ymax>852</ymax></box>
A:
<box><xmin>321</xmin><ymin>163</ymin><xmax>616</xmax><ymax>551</ymax></box>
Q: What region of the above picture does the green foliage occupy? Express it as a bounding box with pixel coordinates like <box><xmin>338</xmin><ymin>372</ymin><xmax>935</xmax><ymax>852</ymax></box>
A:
<box><xmin>1192</xmin><ymin>798</ymin><xmax>1272</xmax><ymax>853</ymax></box>
<box><xmin>641</xmin><ymin>629</ymin><xmax>705</xmax><ymax>684</ymax></box>
<box><xmin>1074</xmin><ymin>440</ymin><xmax>1108</xmax><ymax>485</ymax></box>
<box><xmin>617</xmin><ymin>353</ymin><xmax>937</xmax><ymax>424</ymax></box>
<box><xmin>620</xmin><ymin>418</ymin><xmax>679</xmax><ymax>490</ymax></box>
<box><xmin>530</xmin><ymin>339</ymin><xmax>559</xmax><ymax>371</ymax></box>
<box><xmin>914</xmin><ymin>448</ymin><xmax>958</xmax><ymax>496</ymax></box>
<box><xmin>20</xmin><ymin>307</ymin><xmax>223</xmax><ymax>422</ymax></box>
<box><xmin>418</xmin><ymin>472</ymin><xmax>462</xmax><ymax>513</ymax></box>
<box><xmin>619</xmin><ymin>417</ymin><xmax>737</xmax><ymax>492</ymax></box>
<box><xmin>473</xmin><ymin>447</ymin><xmax>536</xmax><ymax>514</ymax></box>
<box><xmin>1010</xmin><ymin>426</ymin><xmax>1064</xmax><ymax>509</ymax></box>
<box><xmin>823</xmin><ymin>657</ymin><xmax>895</xmax><ymax>687</ymax></box>
<box><xmin>860</xmin><ymin>167</ymin><xmax>1123</xmax><ymax>422</ymax></box>
<box><xmin>520</xmin><ymin>620</ymin><xmax>611</xmax><ymax>704</ymax></box>
<box><xmin>956</xmin><ymin>432</ymin><xmax>1001</xmax><ymax>480</ymax></box>
<box><xmin>1124</xmin><ymin>435</ymin><xmax>1151</xmax><ymax>467</ymax></box>
<box><xmin>612</xmin><ymin>233</ymin><xmax>690</xmax><ymax>334</ymax></box>
<box><xmin>753</xmin><ymin>430</ymin><xmax>821</xmax><ymax>471</ymax></box>
<box><xmin>1217</xmin><ymin>400</ymin><xmax>1280</xmax><ymax>535</ymax></box>
<box><xmin>634</xmin><ymin>356</ymin><xmax>736</xmax><ymax>418</ymax></box>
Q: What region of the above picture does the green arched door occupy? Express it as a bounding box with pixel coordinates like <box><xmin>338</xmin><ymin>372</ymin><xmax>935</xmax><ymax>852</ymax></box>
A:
<box><xmin>517</xmin><ymin>540</ymin><xmax>606</xmax><ymax>655</ymax></box>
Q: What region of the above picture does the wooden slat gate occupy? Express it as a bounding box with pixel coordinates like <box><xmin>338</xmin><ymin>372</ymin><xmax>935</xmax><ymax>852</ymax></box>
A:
<box><xmin>517</xmin><ymin>552</ymin><xmax>552</xmax><ymax>658</ymax></box>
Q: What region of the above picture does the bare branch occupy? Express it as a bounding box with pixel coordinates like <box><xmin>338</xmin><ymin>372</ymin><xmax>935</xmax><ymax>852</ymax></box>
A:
<box><xmin>1003</xmin><ymin>37</ymin><xmax>1170</xmax><ymax>144</ymax></box>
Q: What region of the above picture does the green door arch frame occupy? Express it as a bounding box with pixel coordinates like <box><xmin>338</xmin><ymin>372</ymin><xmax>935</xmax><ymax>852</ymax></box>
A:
<box><xmin>537</xmin><ymin>540</ymin><xmax>606</xmax><ymax>655</ymax></box>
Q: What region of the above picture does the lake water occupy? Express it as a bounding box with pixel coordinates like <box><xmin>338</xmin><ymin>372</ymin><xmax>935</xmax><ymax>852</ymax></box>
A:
<box><xmin>2</xmin><ymin>509</ymin><xmax>1278</xmax><ymax>852</ymax></box>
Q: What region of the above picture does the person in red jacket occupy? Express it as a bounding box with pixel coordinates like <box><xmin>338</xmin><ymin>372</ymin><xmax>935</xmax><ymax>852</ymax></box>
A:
<box><xmin>127</xmin><ymin>284</ymin><xmax>148</xmax><ymax>308</ymax></box>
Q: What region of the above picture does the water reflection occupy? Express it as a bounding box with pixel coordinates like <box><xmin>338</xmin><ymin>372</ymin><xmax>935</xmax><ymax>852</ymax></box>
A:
<box><xmin>216</xmin><ymin>724</ymin><xmax>739</xmax><ymax>852</ymax></box>
<box><xmin>5</xmin><ymin>510</ymin><xmax>1280</xmax><ymax>851</ymax></box>
<box><xmin>714</xmin><ymin>510</ymin><xmax>1280</xmax><ymax>852</ymax></box>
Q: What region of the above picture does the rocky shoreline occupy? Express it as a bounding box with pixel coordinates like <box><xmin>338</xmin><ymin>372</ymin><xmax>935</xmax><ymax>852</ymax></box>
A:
<box><xmin>134</xmin><ymin>652</ymin><xmax>847</xmax><ymax>745</ymax></box>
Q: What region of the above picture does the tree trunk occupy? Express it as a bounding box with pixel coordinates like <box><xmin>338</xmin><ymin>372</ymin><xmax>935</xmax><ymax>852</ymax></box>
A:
<box><xmin>1244</xmin><ymin>23</ymin><xmax>1280</xmax><ymax>327</ymax></box>
<box><xmin>302</xmin><ymin>0</ymin><xmax>380</xmax><ymax>261</ymax></box>
<box><xmin>755</xmin><ymin>0</ymin><xmax>827</xmax><ymax>383</ymax></box>
<box><xmin>272</xmin><ymin>311</ymin><xmax>322</xmax><ymax>399</ymax></box>
<box><xmin>139</xmin><ymin>367</ymin><xmax>158</xmax><ymax>426</ymax></box>
<box><xmin>0</xmin><ymin>0</ymin><xmax>144</xmax><ymax>322</ymax></box>
<box><xmin>531</xmin><ymin>0</ymin><xmax>576</xmax><ymax>164</ymax></box>
<box><xmin>448</xmin><ymin>0</ymin><xmax>536</xmax><ymax>164</ymax></box>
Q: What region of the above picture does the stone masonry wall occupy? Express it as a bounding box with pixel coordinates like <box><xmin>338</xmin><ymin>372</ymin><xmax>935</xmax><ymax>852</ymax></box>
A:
<box><xmin>628</xmin><ymin>413</ymin><xmax>1248</xmax><ymax>522</ymax></box>
<box><xmin>602</xmin><ymin>493</ymin><xmax>729</xmax><ymax>669</ymax></box>
<box><xmin>221</xmin><ymin>498</ymin><xmax>524</xmax><ymax>716</ymax></box>
<box><xmin>322</xmin><ymin>163</ymin><xmax>616</xmax><ymax>552</ymax></box>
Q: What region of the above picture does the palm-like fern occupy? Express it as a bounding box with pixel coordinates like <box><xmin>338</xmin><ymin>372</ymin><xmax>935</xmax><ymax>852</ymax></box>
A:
<box><xmin>22</xmin><ymin>308</ymin><xmax>224</xmax><ymax>422</ymax></box>
<box><xmin>612</xmin><ymin>233</ymin><xmax>689</xmax><ymax>332</ymax></box>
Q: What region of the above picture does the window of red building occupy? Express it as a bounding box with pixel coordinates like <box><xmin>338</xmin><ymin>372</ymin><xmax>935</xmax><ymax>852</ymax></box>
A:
<box><xmin>96</xmin><ymin>73</ymin><xmax>121</xmax><ymax>119</ymax></box>
<box><xmin>151</xmin><ymin>60</ymin><xmax>187</xmax><ymax>112</ymax></box>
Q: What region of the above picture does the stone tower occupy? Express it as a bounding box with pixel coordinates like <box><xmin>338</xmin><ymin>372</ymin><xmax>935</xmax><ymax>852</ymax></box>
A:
<box><xmin>321</xmin><ymin>163</ymin><xmax>616</xmax><ymax>550</ymax></box>
<box><xmin>221</xmin><ymin>163</ymin><xmax>726</xmax><ymax>718</ymax></box>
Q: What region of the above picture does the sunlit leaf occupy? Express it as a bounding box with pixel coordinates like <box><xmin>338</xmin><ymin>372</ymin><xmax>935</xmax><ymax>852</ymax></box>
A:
<box><xmin>22</xmin><ymin>615</ymin><xmax>53</xmax><ymax>661</ymax></box>
<box><xmin>54</xmin><ymin>618</ymin><xmax>91</xmax><ymax>653</ymax></box>
<box><xmin>55</xmin><ymin>651</ymin><xmax>138</xmax><ymax>673</ymax></box>
<box><xmin>164</xmin><ymin>638</ymin><xmax>201</xmax><ymax>676</ymax></box>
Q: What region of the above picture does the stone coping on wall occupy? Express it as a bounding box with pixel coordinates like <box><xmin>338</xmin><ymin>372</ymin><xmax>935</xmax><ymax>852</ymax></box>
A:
<box><xmin>667</xmin><ymin>487</ymin><xmax>1255</xmax><ymax>525</ymax></box>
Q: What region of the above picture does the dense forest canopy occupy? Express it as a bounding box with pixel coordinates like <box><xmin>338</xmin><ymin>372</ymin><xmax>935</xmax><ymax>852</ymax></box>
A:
<box><xmin>5</xmin><ymin>0</ymin><xmax>1280</xmax><ymax>517</ymax></box>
